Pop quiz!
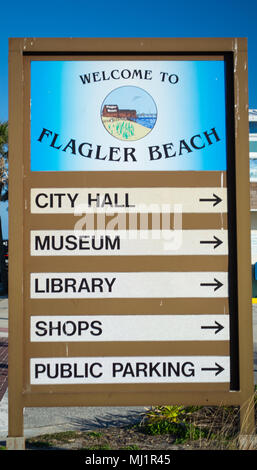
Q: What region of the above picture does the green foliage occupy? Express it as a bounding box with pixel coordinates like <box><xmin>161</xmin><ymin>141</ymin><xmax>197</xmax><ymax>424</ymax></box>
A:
<box><xmin>121</xmin><ymin>444</ymin><xmax>140</xmax><ymax>450</ymax></box>
<box><xmin>0</xmin><ymin>121</ymin><xmax>8</xmax><ymax>156</ymax></box>
<box><xmin>81</xmin><ymin>444</ymin><xmax>111</xmax><ymax>450</ymax></box>
<box><xmin>87</xmin><ymin>431</ymin><xmax>102</xmax><ymax>438</ymax></box>
<box><xmin>144</xmin><ymin>405</ymin><xmax>195</xmax><ymax>424</ymax></box>
<box><xmin>141</xmin><ymin>405</ymin><xmax>209</xmax><ymax>443</ymax></box>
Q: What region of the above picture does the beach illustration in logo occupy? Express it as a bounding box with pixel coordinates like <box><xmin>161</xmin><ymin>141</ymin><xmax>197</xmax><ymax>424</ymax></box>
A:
<box><xmin>101</xmin><ymin>86</ymin><xmax>157</xmax><ymax>141</ymax></box>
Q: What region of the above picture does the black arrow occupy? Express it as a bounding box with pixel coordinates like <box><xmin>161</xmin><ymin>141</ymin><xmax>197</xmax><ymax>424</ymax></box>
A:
<box><xmin>200</xmin><ymin>278</ymin><xmax>223</xmax><ymax>291</ymax></box>
<box><xmin>201</xmin><ymin>363</ymin><xmax>225</xmax><ymax>376</ymax></box>
<box><xmin>200</xmin><ymin>235</ymin><xmax>223</xmax><ymax>249</ymax></box>
<box><xmin>199</xmin><ymin>193</ymin><xmax>222</xmax><ymax>207</ymax></box>
<box><xmin>201</xmin><ymin>321</ymin><xmax>224</xmax><ymax>334</ymax></box>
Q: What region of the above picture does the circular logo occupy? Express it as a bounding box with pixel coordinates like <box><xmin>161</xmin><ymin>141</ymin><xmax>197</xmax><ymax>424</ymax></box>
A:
<box><xmin>101</xmin><ymin>86</ymin><xmax>157</xmax><ymax>142</ymax></box>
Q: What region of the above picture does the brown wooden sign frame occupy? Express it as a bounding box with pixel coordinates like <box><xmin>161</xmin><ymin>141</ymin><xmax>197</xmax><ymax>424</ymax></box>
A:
<box><xmin>8</xmin><ymin>37</ymin><xmax>255</xmax><ymax>445</ymax></box>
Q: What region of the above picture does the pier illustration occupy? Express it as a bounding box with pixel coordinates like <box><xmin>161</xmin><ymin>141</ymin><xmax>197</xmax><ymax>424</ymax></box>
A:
<box><xmin>101</xmin><ymin>86</ymin><xmax>157</xmax><ymax>141</ymax></box>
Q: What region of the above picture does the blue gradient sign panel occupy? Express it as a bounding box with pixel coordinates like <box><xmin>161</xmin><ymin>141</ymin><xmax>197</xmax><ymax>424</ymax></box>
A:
<box><xmin>30</xmin><ymin>60</ymin><xmax>227</xmax><ymax>171</ymax></box>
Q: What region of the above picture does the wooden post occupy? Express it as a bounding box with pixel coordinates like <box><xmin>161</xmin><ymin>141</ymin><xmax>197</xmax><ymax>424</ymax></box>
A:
<box><xmin>234</xmin><ymin>40</ymin><xmax>256</xmax><ymax>449</ymax></box>
<box><xmin>7</xmin><ymin>39</ymin><xmax>25</xmax><ymax>449</ymax></box>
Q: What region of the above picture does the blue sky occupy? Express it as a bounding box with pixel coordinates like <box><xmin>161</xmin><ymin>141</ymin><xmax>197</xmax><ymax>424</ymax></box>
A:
<box><xmin>1</xmin><ymin>0</ymin><xmax>257</xmax><ymax>122</ymax></box>
<box><xmin>0</xmin><ymin>0</ymin><xmax>256</xmax><ymax>237</ymax></box>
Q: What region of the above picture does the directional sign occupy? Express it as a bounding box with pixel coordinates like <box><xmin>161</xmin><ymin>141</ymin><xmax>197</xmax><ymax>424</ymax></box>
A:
<box><xmin>200</xmin><ymin>320</ymin><xmax>225</xmax><ymax>335</ymax></box>
<box><xmin>199</xmin><ymin>194</ymin><xmax>223</xmax><ymax>207</ymax></box>
<box><xmin>8</xmin><ymin>38</ymin><xmax>255</xmax><ymax>444</ymax></box>
<box><xmin>30</xmin><ymin>230</ymin><xmax>228</xmax><ymax>256</ymax></box>
<box><xmin>30</xmin><ymin>356</ymin><xmax>231</xmax><ymax>385</ymax></box>
<box><xmin>30</xmin><ymin>315</ymin><xmax>229</xmax><ymax>342</ymax></box>
<box><xmin>30</xmin><ymin>272</ymin><xmax>228</xmax><ymax>298</ymax></box>
<box><xmin>199</xmin><ymin>235</ymin><xmax>224</xmax><ymax>250</ymax></box>
<box><xmin>200</xmin><ymin>278</ymin><xmax>224</xmax><ymax>292</ymax></box>
<box><xmin>30</xmin><ymin>187</ymin><xmax>227</xmax><ymax>213</ymax></box>
<box><xmin>30</xmin><ymin>315</ymin><xmax>230</xmax><ymax>342</ymax></box>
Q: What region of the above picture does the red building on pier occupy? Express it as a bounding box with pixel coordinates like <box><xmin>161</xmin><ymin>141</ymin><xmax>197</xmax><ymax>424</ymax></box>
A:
<box><xmin>102</xmin><ymin>105</ymin><xmax>137</xmax><ymax>120</ymax></box>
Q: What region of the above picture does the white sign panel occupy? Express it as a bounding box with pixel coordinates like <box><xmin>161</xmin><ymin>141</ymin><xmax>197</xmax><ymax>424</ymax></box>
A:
<box><xmin>30</xmin><ymin>314</ymin><xmax>230</xmax><ymax>342</ymax></box>
<box><xmin>30</xmin><ymin>187</ymin><xmax>227</xmax><ymax>213</ymax></box>
<box><xmin>30</xmin><ymin>229</ymin><xmax>228</xmax><ymax>256</ymax></box>
<box><xmin>30</xmin><ymin>272</ymin><xmax>228</xmax><ymax>299</ymax></box>
<box><xmin>30</xmin><ymin>356</ymin><xmax>230</xmax><ymax>384</ymax></box>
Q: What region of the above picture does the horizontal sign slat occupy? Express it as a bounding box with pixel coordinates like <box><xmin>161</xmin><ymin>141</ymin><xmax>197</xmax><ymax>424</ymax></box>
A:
<box><xmin>30</xmin><ymin>314</ymin><xmax>230</xmax><ymax>342</ymax></box>
<box><xmin>30</xmin><ymin>187</ymin><xmax>227</xmax><ymax>213</ymax></box>
<box><xmin>30</xmin><ymin>355</ymin><xmax>230</xmax><ymax>384</ymax></box>
<box><xmin>30</xmin><ymin>229</ymin><xmax>228</xmax><ymax>256</ymax></box>
<box><xmin>30</xmin><ymin>271</ymin><xmax>228</xmax><ymax>298</ymax></box>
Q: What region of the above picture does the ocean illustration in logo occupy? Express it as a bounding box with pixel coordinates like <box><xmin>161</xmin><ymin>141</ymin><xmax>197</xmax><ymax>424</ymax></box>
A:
<box><xmin>101</xmin><ymin>86</ymin><xmax>157</xmax><ymax>141</ymax></box>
